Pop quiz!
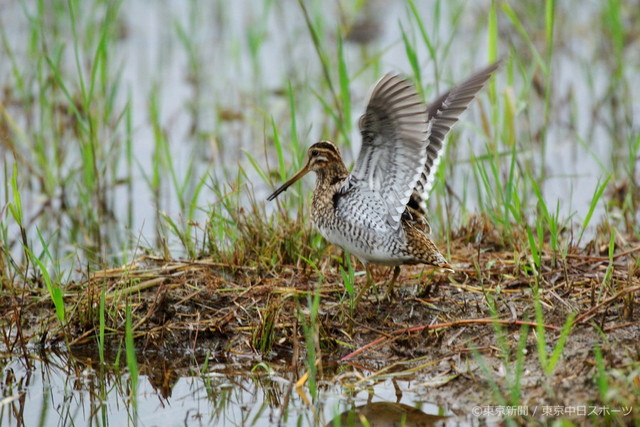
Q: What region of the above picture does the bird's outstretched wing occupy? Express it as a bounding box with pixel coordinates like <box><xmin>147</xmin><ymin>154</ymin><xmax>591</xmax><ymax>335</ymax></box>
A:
<box><xmin>348</xmin><ymin>73</ymin><xmax>429</xmax><ymax>230</ymax></box>
<box><xmin>410</xmin><ymin>61</ymin><xmax>502</xmax><ymax>214</ymax></box>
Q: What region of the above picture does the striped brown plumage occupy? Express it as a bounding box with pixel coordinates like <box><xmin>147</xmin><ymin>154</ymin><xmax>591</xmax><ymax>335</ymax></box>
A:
<box><xmin>268</xmin><ymin>62</ymin><xmax>500</xmax><ymax>297</ymax></box>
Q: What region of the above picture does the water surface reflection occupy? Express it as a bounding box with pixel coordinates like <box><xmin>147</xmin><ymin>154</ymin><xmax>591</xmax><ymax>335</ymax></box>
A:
<box><xmin>1</xmin><ymin>349</ymin><xmax>453</xmax><ymax>426</ymax></box>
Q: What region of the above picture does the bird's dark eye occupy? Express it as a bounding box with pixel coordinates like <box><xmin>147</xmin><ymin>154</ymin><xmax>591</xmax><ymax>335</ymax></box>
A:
<box><xmin>311</xmin><ymin>149</ymin><xmax>319</xmax><ymax>156</ymax></box>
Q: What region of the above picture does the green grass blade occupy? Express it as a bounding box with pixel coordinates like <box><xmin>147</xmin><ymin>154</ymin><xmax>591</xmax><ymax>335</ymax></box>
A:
<box><xmin>593</xmin><ymin>345</ymin><xmax>609</xmax><ymax>400</ymax></box>
<box><xmin>287</xmin><ymin>81</ymin><xmax>301</xmax><ymax>164</ymax></box>
<box><xmin>272</xmin><ymin>116</ymin><xmax>287</xmax><ymax>181</ymax></box>
<box><xmin>510</xmin><ymin>323</ymin><xmax>529</xmax><ymax>405</ymax></box>
<box><xmin>406</xmin><ymin>0</ymin><xmax>436</xmax><ymax>61</ymax></box>
<box><xmin>125</xmin><ymin>301</ymin><xmax>139</xmax><ymax>420</ymax></box>
<box><xmin>533</xmin><ymin>286</ymin><xmax>547</xmax><ymax>369</ymax></box>
<box><xmin>545</xmin><ymin>313</ymin><xmax>575</xmax><ymax>375</ymax></box>
<box><xmin>337</xmin><ymin>31</ymin><xmax>351</xmax><ymax>137</ymax></box>
<box><xmin>488</xmin><ymin>0</ymin><xmax>498</xmax><ymax>63</ymax></box>
<box><xmin>400</xmin><ymin>22</ymin><xmax>422</xmax><ymax>98</ymax></box>
<box><xmin>578</xmin><ymin>175</ymin><xmax>611</xmax><ymax>243</ymax></box>
<box><xmin>500</xmin><ymin>3</ymin><xmax>547</xmax><ymax>73</ymax></box>
<box><xmin>26</xmin><ymin>244</ymin><xmax>65</xmax><ymax>324</ymax></box>
<box><xmin>99</xmin><ymin>282</ymin><xmax>106</xmax><ymax>365</ymax></box>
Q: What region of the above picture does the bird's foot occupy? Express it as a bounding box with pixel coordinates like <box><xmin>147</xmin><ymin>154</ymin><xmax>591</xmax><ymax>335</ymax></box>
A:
<box><xmin>383</xmin><ymin>283</ymin><xmax>397</xmax><ymax>301</ymax></box>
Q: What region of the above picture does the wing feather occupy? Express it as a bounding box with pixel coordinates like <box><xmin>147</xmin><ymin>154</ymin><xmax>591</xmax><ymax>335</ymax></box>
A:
<box><xmin>348</xmin><ymin>62</ymin><xmax>501</xmax><ymax>227</ymax></box>
<box><xmin>411</xmin><ymin>61</ymin><xmax>502</xmax><ymax>214</ymax></box>
<box><xmin>349</xmin><ymin>73</ymin><xmax>429</xmax><ymax>229</ymax></box>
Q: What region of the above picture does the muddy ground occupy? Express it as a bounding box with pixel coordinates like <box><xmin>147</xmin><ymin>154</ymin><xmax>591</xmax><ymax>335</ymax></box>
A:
<box><xmin>3</xmin><ymin>237</ymin><xmax>640</xmax><ymax>424</ymax></box>
<box><xmin>3</xmin><ymin>224</ymin><xmax>638</xmax><ymax>424</ymax></box>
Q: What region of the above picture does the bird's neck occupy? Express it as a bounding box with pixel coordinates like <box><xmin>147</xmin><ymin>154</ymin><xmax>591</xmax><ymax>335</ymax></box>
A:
<box><xmin>311</xmin><ymin>161</ymin><xmax>349</xmax><ymax>224</ymax></box>
<box><xmin>315</xmin><ymin>161</ymin><xmax>349</xmax><ymax>190</ymax></box>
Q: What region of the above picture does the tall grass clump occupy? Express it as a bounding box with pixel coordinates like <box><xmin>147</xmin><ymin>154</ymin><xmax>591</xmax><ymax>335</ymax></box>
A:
<box><xmin>204</xmin><ymin>176</ymin><xmax>326</xmax><ymax>271</ymax></box>
<box><xmin>2</xmin><ymin>1</ymin><xmax>131</xmax><ymax>266</ymax></box>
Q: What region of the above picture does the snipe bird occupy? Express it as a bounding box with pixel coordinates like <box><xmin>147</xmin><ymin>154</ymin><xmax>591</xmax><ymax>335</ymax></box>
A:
<box><xmin>268</xmin><ymin>62</ymin><xmax>500</xmax><ymax>298</ymax></box>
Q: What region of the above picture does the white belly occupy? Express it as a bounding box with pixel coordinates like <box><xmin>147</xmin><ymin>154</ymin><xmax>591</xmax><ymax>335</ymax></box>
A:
<box><xmin>319</xmin><ymin>225</ymin><xmax>410</xmax><ymax>266</ymax></box>
<box><xmin>313</xmin><ymin>188</ymin><xmax>412</xmax><ymax>265</ymax></box>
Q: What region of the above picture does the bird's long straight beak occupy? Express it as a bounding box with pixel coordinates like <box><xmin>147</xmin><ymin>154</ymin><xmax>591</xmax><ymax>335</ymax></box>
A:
<box><xmin>266</xmin><ymin>163</ymin><xmax>311</xmax><ymax>201</ymax></box>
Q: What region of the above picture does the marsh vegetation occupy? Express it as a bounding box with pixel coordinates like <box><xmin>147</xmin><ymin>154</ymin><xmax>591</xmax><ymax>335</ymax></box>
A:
<box><xmin>1</xmin><ymin>0</ymin><xmax>639</xmax><ymax>425</ymax></box>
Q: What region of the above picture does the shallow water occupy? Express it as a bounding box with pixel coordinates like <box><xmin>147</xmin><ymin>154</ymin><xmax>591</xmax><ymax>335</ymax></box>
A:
<box><xmin>1</xmin><ymin>351</ymin><xmax>456</xmax><ymax>426</ymax></box>
<box><xmin>2</xmin><ymin>0</ymin><xmax>636</xmax><ymax>259</ymax></box>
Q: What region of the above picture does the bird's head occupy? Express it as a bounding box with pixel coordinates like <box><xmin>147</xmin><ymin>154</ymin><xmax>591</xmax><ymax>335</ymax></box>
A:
<box><xmin>266</xmin><ymin>141</ymin><xmax>342</xmax><ymax>201</ymax></box>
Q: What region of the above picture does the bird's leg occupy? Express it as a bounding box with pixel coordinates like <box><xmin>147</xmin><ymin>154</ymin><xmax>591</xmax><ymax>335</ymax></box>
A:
<box><xmin>417</xmin><ymin>266</ymin><xmax>434</xmax><ymax>297</ymax></box>
<box><xmin>354</xmin><ymin>264</ymin><xmax>373</xmax><ymax>304</ymax></box>
<box><xmin>384</xmin><ymin>266</ymin><xmax>401</xmax><ymax>299</ymax></box>
<box><xmin>340</xmin><ymin>248</ymin><xmax>349</xmax><ymax>273</ymax></box>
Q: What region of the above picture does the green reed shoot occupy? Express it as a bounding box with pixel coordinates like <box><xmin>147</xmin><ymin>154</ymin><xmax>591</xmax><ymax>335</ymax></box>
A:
<box><xmin>287</xmin><ymin>81</ymin><xmax>303</xmax><ymax>166</ymax></box>
<box><xmin>174</xmin><ymin>12</ymin><xmax>202</xmax><ymax>93</ymax></box>
<box><xmin>272</xmin><ymin>116</ymin><xmax>288</xmax><ymax>182</ymax></box>
<box><xmin>337</xmin><ymin>32</ymin><xmax>351</xmax><ymax>139</ymax></box>
<box><xmin>25</xmin><ymin>226</ymin><xmax>68</xmax><ymax>327</ymax></box>
<box><xmin>148</xmin><ymin>84</ymin><xmax>193</xmax><ymax>215</ymax></box>
<box><xmin>339</xmin><ymin>256</ymin><xmax>356</xmax><ymax>313</ymax></box>
<box><xmin>247</xmin><ymin>0</ymin><xmax>274</xmax><ymax>73</ymax></box>
<box><xmin>593</xmin><ymin>345</ymin><xmax>608</xmax><ymax>401</ymax></box>
<box><xmin>400</xmin><ymin>22</ymin><xmax>422</xmax><ymax>98</ymax></box>
<box><xmin>125</xmin><ymin>301</ymin><xmax>139</xmax><ymax>421</ymax></box>
<box><xmin>510</xmin><ymin>323</ymin><xmax>529</xmax><ymax>405</ymax></box>
<box><xmin>7</xmin><ymin>165</ymin><xmax>29</xmax><ymax>266</ymax></box>
<box><xmin>533</xmin><ymin>286</ymin><xmax>576</xmax><ymax>376</ymax></box>
<box><xmin>406</xmin><ymin>0</ymin><xmax>436</xmax><ymax>68</ymax></box>
<box><xmin>160</xmin><ymin>170</ymin><xmax>209</xmax><ymax>259</ymax></box>
<box><xmin>482</xmin><ymin>292</ymin><xmax>529</xmax><ymax>407</ymax></box>
<box><xmin>488</xmin><ymin>0</ymin><xmax>499</xmax><ymax>65</ymax></box>
<box><xmin>26</xmin><ymin>243</ymin><xmax>65</xmax><ymax>325</ymax></box>
<box><xmin>253</xmin><ymin>298</ymin><xmax>279</xmax><ymax>354</ymax></box>
<box><xmin>500</xmin><ymin>4</ymin><xmax>546</xmax><ymax>75</ymax></box>
<box><xmin>529</xmin><ymin>174</ymin><xmax>566</xmax><ymax>265</ymax></box>
<box><xmin>98</xmin><ymin>281</ymin><xmax>106</xmax><ymax>365</ymax></box>
<box><xmin>298</xmin><ymin>0</ymin><xmax>339</xmax><ymax>118</ymax></box>
<box><xmin>578</xmin><ymin>176</ymin><xmax>611</xmax><ymax>245</ymax></box>
<box><xmin>470</xmin><ymin>348</ymin><xmax>510</xmax><ymax>419</ymax></box>
<box><xmin>246</xmin><ymin>149</ymin><xmax>271</xmax><ymax>186</ymax></box>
